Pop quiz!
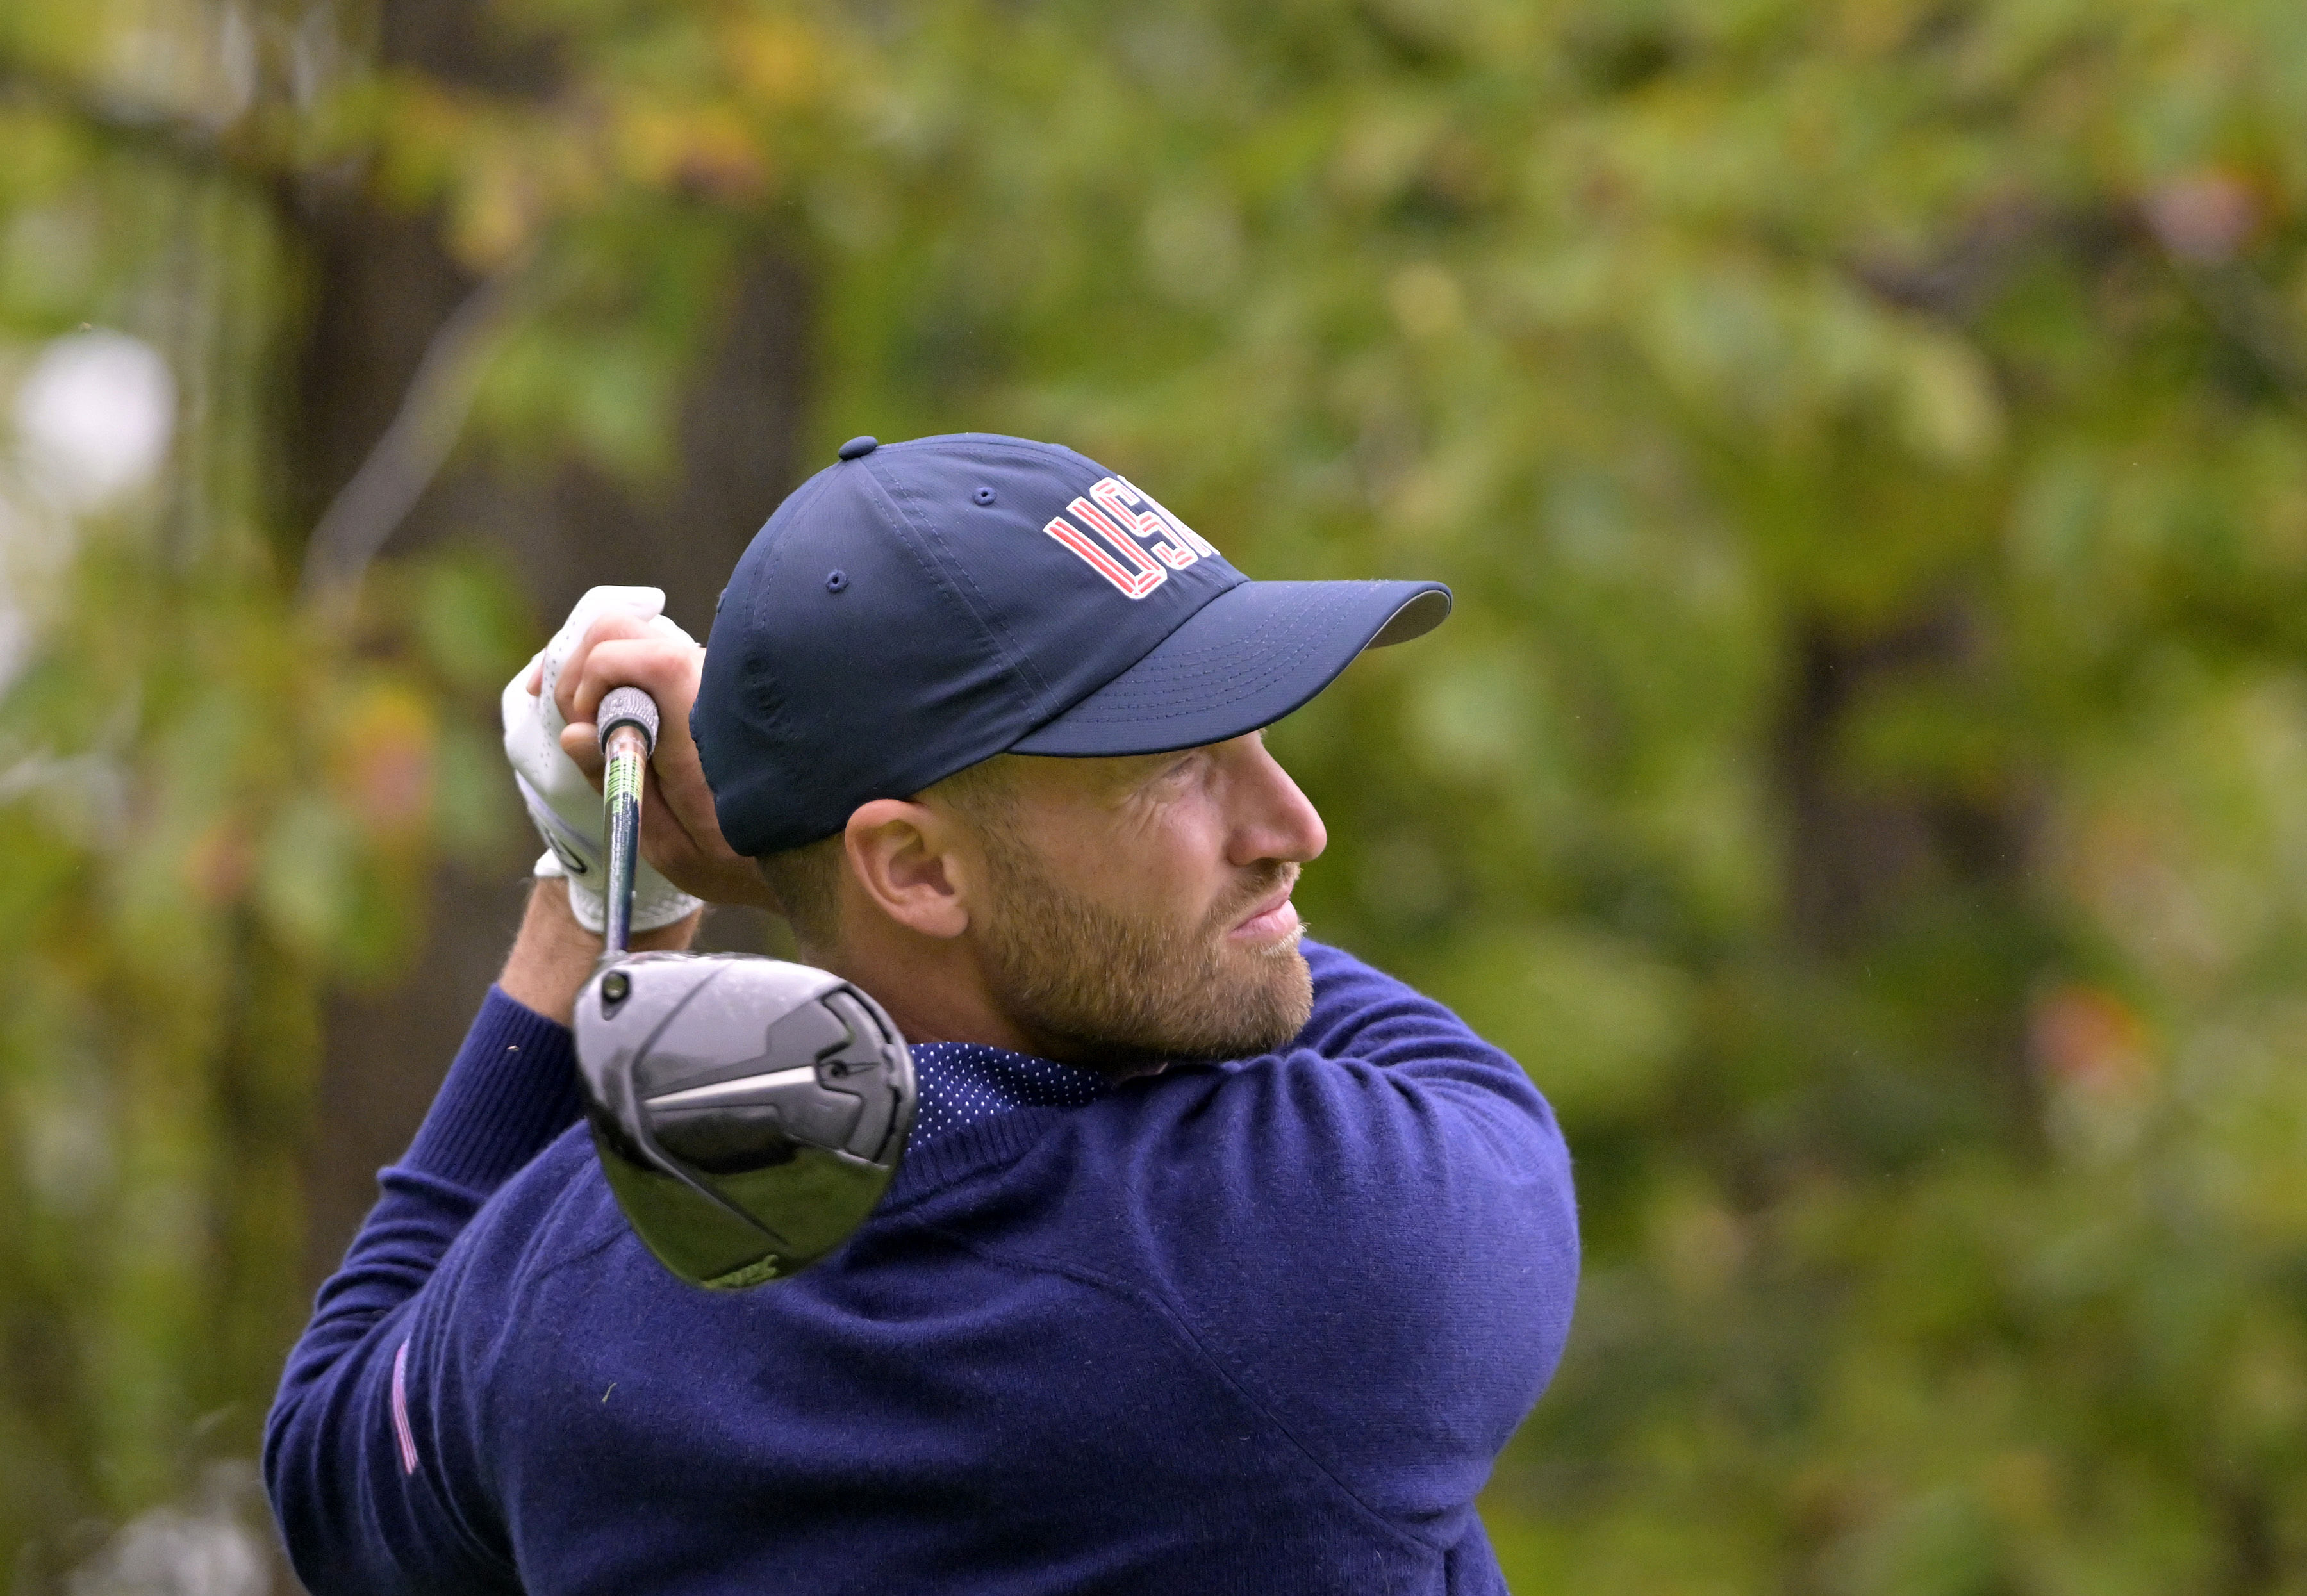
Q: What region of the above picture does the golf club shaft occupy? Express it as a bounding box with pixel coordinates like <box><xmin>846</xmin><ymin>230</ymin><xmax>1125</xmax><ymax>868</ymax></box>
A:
<box><xmin>599</xmin><ymin>695</ymin><xmax>656</xmax><ymax>957</ymax></box>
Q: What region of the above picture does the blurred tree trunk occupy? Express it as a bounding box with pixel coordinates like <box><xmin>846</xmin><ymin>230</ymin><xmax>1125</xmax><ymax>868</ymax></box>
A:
<box><xmin>285</xmin><ymin>0</ymin><xmax>811</xmax><ymax>1289</ymax></box>
<box><xmin>1776</xmin><ymin>610</ymin><xmax>2018</xmax><ymax>951</ymax></box>
<box><xmin>1773</xmin><ymin>607</ymin><xmax>2047</xmax><ymax>1151</ymax></box>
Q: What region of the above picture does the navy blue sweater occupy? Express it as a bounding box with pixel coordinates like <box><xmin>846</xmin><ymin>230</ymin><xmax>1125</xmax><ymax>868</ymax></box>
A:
<box><xmin>265</xmin><ymin>940</ymin><xmax>1579</xmax><ymax>1594</ymax></box>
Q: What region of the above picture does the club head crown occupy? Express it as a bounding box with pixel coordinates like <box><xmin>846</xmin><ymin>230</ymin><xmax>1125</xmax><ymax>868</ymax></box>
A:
<box><xmin>575</xmin><ymin>952</ymin><xmax>915</xmax><ymax>1290</ymax></box>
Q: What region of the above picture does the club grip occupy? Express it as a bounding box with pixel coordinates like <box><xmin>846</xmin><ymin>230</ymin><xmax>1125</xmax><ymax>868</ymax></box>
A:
<box><xmin>598</xmin><ymin>686</ymin><xmax>657</xmax><ymax>957</ymax></box>
<box><xmin>597</xmin><ymin>686</ymin><xmax>660</xmax><ymax>754</ymax></box>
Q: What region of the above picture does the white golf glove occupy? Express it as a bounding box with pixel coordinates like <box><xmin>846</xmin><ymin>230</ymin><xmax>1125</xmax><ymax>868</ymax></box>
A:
<box><xmin>501</xmin><ymin>584</ymin><xmax>705</xmax><ymax>935</ymax></box>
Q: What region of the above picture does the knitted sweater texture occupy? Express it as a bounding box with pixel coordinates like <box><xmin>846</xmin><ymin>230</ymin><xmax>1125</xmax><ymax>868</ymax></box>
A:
<box><xmin>264</xmin><ymin>939</ymin><xmax>1579</xmax><ymax>1594</ymax></box>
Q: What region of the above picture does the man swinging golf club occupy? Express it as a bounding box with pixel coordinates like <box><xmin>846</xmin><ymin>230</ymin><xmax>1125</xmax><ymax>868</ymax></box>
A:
<box><xmin>265</xmin><ymin>433</ymin><xmax>1580</xmax><ymax>1595</ymax></box>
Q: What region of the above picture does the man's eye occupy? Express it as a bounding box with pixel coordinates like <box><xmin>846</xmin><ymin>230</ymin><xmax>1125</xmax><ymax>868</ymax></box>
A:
<box><xmin>1146</xmin><ymin>755</ymin><xmax>1196</xmax><ymax>790</ymax></box>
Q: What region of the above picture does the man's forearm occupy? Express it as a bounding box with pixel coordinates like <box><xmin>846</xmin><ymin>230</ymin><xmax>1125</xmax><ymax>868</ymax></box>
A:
<box><xmin>499</xmin><ymin>876</ymin><xmax>703</xmax><ymax>1023</ymax></box>
<box><xmin>267</xmin><ymin>877</ymin><xmax>704</xmax><ymax>1592</ymax></box>
<box><xmin>279</xmin><ymin>877</ymin><xmax>688</xmax><ymax>1362</ymax></box>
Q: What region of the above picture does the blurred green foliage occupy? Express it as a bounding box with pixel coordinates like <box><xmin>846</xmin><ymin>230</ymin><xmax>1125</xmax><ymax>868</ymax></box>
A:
<box><xmin>11</xmin><ymin>0</ymin><xmax>2307</xmax><ymax>1589</ymax></box>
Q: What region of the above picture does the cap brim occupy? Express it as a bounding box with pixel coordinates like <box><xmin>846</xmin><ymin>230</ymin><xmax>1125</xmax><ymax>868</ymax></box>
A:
<box><xmin>1009</xmin><ymin>579</ymin><xmax>1450</xmax><ymax>757</ymax></box>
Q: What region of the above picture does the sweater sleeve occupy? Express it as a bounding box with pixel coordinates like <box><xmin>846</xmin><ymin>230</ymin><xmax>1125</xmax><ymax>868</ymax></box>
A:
<box><xmin>1127</xmin><ymin>940</ymin><xmax>1580</xmax><ymax>1547</ymax></box>
<box><xmin>263</xmin><ymin>986</ymin><xmax>583</xmax><ymax>1595</ymax></box>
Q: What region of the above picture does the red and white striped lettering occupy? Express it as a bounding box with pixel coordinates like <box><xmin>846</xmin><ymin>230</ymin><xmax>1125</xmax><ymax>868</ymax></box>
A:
<box><xmin>1092</xmin><ymin>478</ymin><xmax>1197</xmax><ymax>571</ymax></box>
<box><xmin>1043</xmin><ymin>514</ymin><xmax>1166</xmax><ymax>598</ymax></box>
<box><xmin>1066</xmin><ymin>496</ymin><xmax>1170</xmax><ymax>595</ymax></box>
<box><xmin>1042</xmin><ymin>476</ymin><xmax>1223</xmax><ymax>597</ymax></box>
<box><xmin>1118</xmin><ymin>477</ymin><xmax>1220</xmax><ymax>561</ymax></box>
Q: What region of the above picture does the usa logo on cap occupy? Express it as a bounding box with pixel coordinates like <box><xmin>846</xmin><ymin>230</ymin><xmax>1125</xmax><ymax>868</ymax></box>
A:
<box><xmin>1041</xmin><ymin>477</ymin><xmax>1221</xmax><ymax>599</ymax></box>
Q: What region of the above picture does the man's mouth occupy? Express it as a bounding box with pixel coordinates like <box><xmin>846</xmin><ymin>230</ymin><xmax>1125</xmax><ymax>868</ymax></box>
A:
<box><xmin>1228</xmin><ymin>878</ymin><xmax>1301</xmax><ymax>943</ymax></box>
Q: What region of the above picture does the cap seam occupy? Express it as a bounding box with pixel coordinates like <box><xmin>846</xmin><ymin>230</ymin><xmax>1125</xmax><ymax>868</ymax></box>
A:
<box><xmin>730</xmin><ymin>473</ymin><xmax>841</xmax><ymax>761</ymax></box>
<box><xmin>869</xmin><ymin>463</ymin><xmax>1061</xmax><ymax>713</ymax></box>
<box><xmin>831</xmin><ymin>464</ymin><xmax>1031</xmax><ymax>723</ymax></box>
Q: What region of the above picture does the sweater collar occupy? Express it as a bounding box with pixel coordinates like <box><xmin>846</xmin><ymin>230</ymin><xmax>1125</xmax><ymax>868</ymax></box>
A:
<box><xmin>905</xmin><ymin>1041</ymin><xmax>1114</xmax><ymax>1154</ymax></box>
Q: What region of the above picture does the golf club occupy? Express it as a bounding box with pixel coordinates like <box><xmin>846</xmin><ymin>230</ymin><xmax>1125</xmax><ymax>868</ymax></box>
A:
<box><xmin>574</xmin><ymin>686</ymin><xmax>916</xmax><ymax>1290</ymax></box>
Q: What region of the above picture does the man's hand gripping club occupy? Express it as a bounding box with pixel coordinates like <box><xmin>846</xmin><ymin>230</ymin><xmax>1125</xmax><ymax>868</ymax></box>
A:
<box><xmin>502</xmin><ymin>586</ymin><xmax>775</xmax><ymax>921</ymax></box>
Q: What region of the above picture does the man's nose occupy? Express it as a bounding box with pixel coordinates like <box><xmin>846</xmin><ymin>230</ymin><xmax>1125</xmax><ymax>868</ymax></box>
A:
<box><xmin>1223</xmin><ymin>736</ymin><xmax>1327</xmax><ymax>868</ymax></box>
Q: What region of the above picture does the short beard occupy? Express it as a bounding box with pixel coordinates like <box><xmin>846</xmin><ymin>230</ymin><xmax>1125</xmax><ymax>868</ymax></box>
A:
<box><xmin>971</xmin><ymin>825</ymin><xmax>1314</xmax><ymax>1072</ymax></box>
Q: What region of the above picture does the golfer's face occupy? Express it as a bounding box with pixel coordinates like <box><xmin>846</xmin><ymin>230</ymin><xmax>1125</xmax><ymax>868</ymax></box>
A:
<box><xmin>1011</xmin><ymin>731</ymin><xmax>1328</xmax><ymax>957</ymax></box>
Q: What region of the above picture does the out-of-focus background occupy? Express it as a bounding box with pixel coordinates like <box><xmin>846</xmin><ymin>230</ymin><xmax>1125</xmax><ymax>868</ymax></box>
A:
<box><xmin>6</xmin><ymin>0</ymin><xmax>2307</xmax><ymax>1589</ymax></box>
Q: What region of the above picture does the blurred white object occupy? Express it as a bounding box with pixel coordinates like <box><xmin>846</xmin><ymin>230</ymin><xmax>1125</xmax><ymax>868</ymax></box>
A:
<box><xmin>68</xmin><ymin>1460</ymin><xmax>270</xmax><ymax>1596</ymax></box>
<box><xmin>15</xmin><ymin>329</ymin><xmax>176</xmax><ymax>509</ymax></box>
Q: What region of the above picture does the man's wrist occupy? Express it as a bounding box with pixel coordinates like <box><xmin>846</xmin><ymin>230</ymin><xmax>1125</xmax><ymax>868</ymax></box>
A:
<box><xmin>498</xmin><ymin>877</ymin><xmax>703</xmax><ymax>1026</ymax></box>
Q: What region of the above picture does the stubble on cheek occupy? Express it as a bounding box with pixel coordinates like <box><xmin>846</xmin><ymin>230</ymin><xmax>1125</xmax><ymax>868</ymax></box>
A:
<box><xmin>974</xmin><ymin>838</ymin><xmax>1314</xmax><ymax>1069</ymax></box>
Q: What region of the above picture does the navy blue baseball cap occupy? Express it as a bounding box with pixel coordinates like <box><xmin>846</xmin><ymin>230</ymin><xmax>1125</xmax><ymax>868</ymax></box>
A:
<box><xmin>694</xmin><ymin>433</ymin><xmax>1450</xmax><ymax>856</ymax></box>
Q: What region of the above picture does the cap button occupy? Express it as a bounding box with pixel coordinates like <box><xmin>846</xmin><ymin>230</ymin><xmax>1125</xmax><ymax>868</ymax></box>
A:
<box><xmin>838</xmin><ymin>435</ymin><xmax>879</xmax><ymax>460</ymax></box>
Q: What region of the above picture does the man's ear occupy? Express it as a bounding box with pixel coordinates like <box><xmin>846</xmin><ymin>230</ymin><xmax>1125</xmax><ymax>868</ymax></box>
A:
<box><xmin>841</xmin><ymin>798</ymin><xmax>977</xmax><ymax>940</ymax></box>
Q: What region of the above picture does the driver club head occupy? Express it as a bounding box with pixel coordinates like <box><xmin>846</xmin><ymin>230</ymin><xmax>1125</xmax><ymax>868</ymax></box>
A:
<box><xmin>574</xmin><ymin>952</ymin><xmax>916</xmax><ymax>1290</ymax></box>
